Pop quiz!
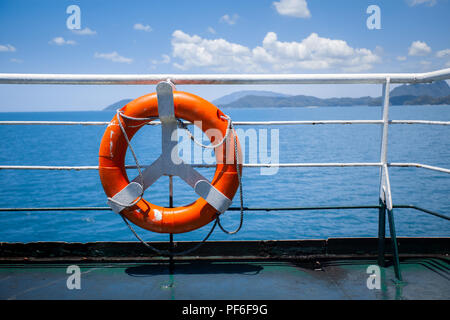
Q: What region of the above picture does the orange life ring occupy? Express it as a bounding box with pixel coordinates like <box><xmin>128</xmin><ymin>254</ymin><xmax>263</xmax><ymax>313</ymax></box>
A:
<box><xmin>98</xmin><ymin>91</ymin><xmax>241</xmax><ymax>234</ymax></box>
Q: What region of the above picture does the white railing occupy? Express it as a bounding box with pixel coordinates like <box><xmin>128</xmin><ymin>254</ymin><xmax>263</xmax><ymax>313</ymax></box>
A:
<box><xmin>0</xmin><ymin>68</ymin><xmax>450</xmax><ymax>210</ymax></box>
<box><xmin>0</xmin><ymin>120</ymin><xmax>449</xmax><ymax>126</ymax></box>
<box><xmin>1</xmin><ymin>68</ymin><xmax>449</xmax><ymax>84</ymax></box>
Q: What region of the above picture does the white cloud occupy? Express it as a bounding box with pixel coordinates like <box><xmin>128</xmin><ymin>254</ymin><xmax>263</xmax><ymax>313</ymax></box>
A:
<box><xmin>151</xmin><ymin>54</ymin><xmax>171</xmax><ymax>65</ymax></box>
<box><xmin>420</xmin><ymin>60</ymin><xmax>431</xmax><ymax>65</ymax></box>
<box><xmin>94</xmin><ymin>51</ymin><xmax>132</xmax><ymax>63</ymax></box>
<box><xmin>408</xmin><ymin>41</ymin><xmax>431</xmax><ymax>56</ymax></box>
<box><xmin>436</xmin><ymin>49</ymin><xmax>450</xmax><ymax>68</ymax></box>
<box><xmin>397</xmin><ymin>56</ymin><xmax>407</xmax><ymax>61</ymax></box>
<box><xmin>207</xmin><ymin>27</ymin><xmax>216</xmax><ymax>34</ymax></box>
<box><xmin>161</xmin><ymin>54</ymin><xmax>171</xmax><ymax>64</ymax></box>
<box><xmin>10</xmin><ymin>58</ymin><xmax>22</xmax><ymax>63</ymax></box>
<box><xmin>436</xmin><ymin>49</ymin><xmax>450</xmax><ymax>58</ymax></box>
<box><xmin>273</xmin><ymin>0</ymin><xmax>311</xmax><ymax>18</ymax></box>
<box><xmin>407</xmin><ymin>0</ymin><xmax>437</xmax><ymax>6</ymax></box>
<box><xmin>374</xmin><ymin>46</ymin><xmax>384</xmax><ymax>56</ymax></box>
<box><xmin>133</xmin><ymin>23</ymin><xmax>152</xmax><ymax>32</ymax></box>
<box><xmin>171</xmin><ymin>30</ymin><xmax>257</xmax><ymax>71</ymax></box>
<box><xmin>0</xmin><ymin>44</ymin><xmax>16</xmax><ymax>52</ymax></box>
<box><xmin>72</xmin><ymin>27</ymin><xmax>97</xmax><ymax>35</ymax></box>
<box><xmin>219</xmin><ymin>14</ymin><xmax>239</xmax><ymax>25</ymax></box>
<box><xmin>261</xmin><ymin>32</ymin><xmax>380</xmax><ymax>72</ymax></box>
<box><xmin>171</xmin><ymin>30</ymin><xmax>380</xmax><ymax>72</ymax></box>
<box><xmin>49</xmin><ymin>37</ymin><xmax>76</xmax><ymax>46</ymax></box>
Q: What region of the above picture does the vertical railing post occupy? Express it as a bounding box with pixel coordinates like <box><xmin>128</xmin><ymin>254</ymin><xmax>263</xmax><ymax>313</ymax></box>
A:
<box><xmin>377</xmin><ymin>196</ymin><xmax>386</xmax><ymax>267</ymax></box>
<box><xmin>168</xmin><ymin>174</ymin><xmax>174</xmax><ymax>274</ymax></box>
<box><xmin>378</xmin><ymin>80</ymin><xmax>389</xmax><ymax>267</ymax></box>
<box><xmin>377</xmin><ymin>77</ymin><xmax>402</xmax><ymax>281</ymax></box>
<box><xmin>167</xmin><ymin>78</ymin><xmax>175</xmax><ymax>274</ymax></box>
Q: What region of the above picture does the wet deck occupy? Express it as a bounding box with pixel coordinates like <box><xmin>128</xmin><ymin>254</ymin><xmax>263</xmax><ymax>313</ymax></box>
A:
<box><xmin>0</xmin><ymin>258</ymin><xmax>449</xmax><ymax>300</ymax></box>
<box><xmin>0</xmin><ymin>238</ymin><xmax>448</xmax><ymax>300</ymax></box>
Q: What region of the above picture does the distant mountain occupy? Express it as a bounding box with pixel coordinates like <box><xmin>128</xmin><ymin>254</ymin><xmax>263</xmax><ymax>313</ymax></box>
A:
<box><xmin>222</xmin><ymin>94</ymin><xmax>450</xmax><ymax>108</ymax></box>
<box><xmin>212</xmin><ymin>90</ymin><xmax>291</xmax><ymax>106</ymax></box>
<box><xmin>104</xmin><ymin>98</ymin><xmax>133</xmax><ymax>111</ymax></box>
<box><xmin>222</xmin><ymin>94</ymin><xmax>381</xmax><ymax>108</ymax></box>
<box><xmin>219</xmin><ymin>81</ymin><xmax>450</xmax><ymax>108</ymax></box>
<box><xmin>103</xmin><ymin>80</ymin><xmax>450</xmax><ymax>110</ymax></box>
<box><xmin>392</xmin><ymin>95</ymin><xmax>450</xmax><ymax>105</ymax></box>
<box><xmin>390</xmin><ymin>80</ymin><xmax>450</xmax><ymax>98</ymax></box>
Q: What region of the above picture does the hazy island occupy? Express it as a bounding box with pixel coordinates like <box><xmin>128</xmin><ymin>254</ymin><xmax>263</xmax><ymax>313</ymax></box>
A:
<box><xmin>104</xmin><ymin>80</ymin><xmax>450</xmax><ymax>110</ymax></box>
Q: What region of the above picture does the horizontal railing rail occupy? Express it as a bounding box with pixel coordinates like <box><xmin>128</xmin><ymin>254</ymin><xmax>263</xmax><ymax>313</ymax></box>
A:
<box><xmin>0</xmin><ymin>68</ymin><xmax>449</xmax><ymax>84</ymax></box>
<box><xmin>0</xmin><ymin>205</ymin><xmax>448</xmax><ymax>221</ymax></box>
<box><xmin>1</xmin><ymin>163</ymin><xmax>449</xmax><ymax>173</ymax></box>
<box><xmin>0</xmin><ymin>120</ymin><xmax>449</xmax><ymax>126</ymax></box>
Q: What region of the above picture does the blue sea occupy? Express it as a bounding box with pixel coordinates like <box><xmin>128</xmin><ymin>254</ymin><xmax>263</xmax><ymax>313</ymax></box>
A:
<box><xmin>0</xmin><ymin>105</ymin><xmax>449</xmax><ymax>243</ymax></box>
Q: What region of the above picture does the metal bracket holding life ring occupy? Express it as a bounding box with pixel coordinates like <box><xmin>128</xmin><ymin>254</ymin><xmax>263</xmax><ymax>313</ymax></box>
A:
<box><xmin>98</xmin><ymin>80</ymin><xmax>244</xmax><ymax>247</ymax></box>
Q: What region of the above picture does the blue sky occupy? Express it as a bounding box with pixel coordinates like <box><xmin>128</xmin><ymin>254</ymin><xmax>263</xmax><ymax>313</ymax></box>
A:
<box><xmin>0</xmin><ymin>0</ymin><xmax>449</xmax><ymax>111</ymax></box>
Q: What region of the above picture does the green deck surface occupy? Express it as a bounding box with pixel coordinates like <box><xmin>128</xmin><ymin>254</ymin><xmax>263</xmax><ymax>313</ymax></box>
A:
<box><xmin>0</xmin><ymin>258</ymin><xmax>448</xmax><ymax>300</ymax></box>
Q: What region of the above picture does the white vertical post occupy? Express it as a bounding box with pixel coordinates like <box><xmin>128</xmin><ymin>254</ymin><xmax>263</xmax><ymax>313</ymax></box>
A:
<box><xmin>378</xmin><ymin>77</ymin><xmax>390</xmax><ymax>267</ymax></box>
<box><xmin>377</xmin><ymin>77</ymin><xmax>402</xmax><ymax>280</ymax></box>
<box><xmin>379</xmin><ymin>77</ymin><xmax>392</xmax><ymax>210</ymax></box>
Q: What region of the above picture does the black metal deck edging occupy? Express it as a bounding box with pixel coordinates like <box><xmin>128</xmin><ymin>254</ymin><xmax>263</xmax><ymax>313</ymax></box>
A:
<box><xmin>0</xmin><ymin>238</ymin><xmax>448</xmax><ymax>262</ymax></box>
